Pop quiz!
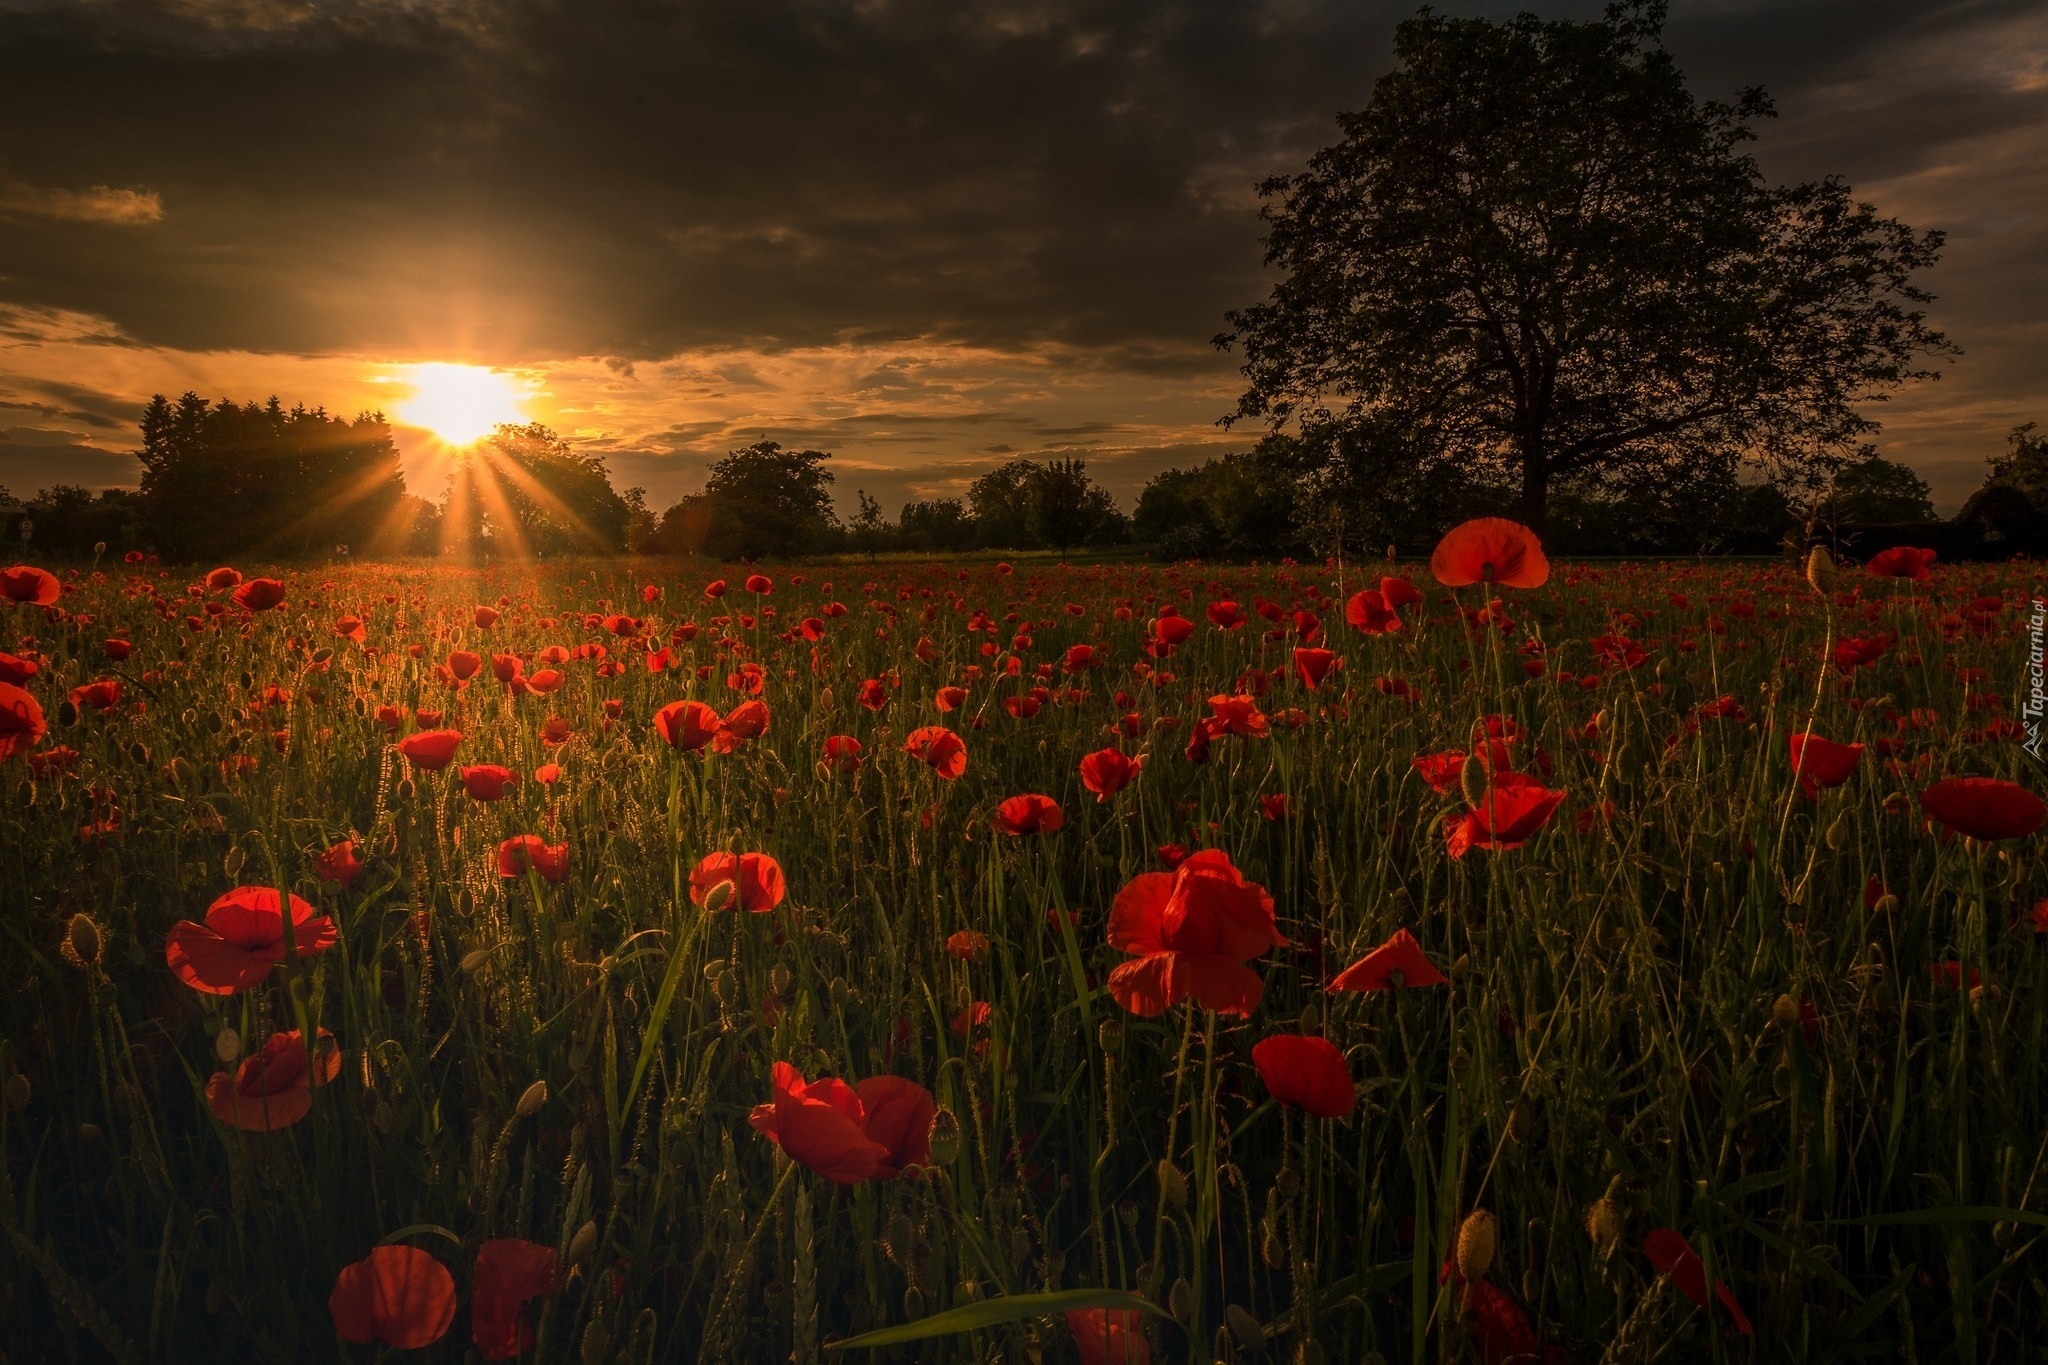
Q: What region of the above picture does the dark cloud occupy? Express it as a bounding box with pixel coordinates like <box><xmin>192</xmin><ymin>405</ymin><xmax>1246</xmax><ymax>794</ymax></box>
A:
<box><xmin>0</xmin><ymin>426</ymin><xmax>139</xmax><ymax>494</ymax></box>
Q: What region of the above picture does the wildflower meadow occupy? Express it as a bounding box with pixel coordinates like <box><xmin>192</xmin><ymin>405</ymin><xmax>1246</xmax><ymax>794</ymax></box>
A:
<box><xmin>1</xmin><ymin>520</ymin><xmax>2044</xmax><ymax>1362</ymax></box>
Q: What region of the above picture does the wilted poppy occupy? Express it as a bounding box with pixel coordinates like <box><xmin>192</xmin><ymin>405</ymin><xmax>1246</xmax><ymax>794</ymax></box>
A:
<box><xmin>205</xmin><ymin>1026</ymin><xmax>340</xmax><ymax>1131</ymax></box>
<box><xmin>1252</xmin><ymin>1035</ymin><xmax>1355</xmax><ymax>1118</ymax></box>
<box><xmin>1067</xmin><ymin>1308</ymin><xmax>1151</xmax><ymax>1365</ymax></box>
<box><xmin>995</xmin><ymin>793</ymin><xmax>1064</xmax><ymax>835</ymax></box>
<box><xmin>329</xmin><ymin>1244</ymin><xmax>458</xmax><ymax>1350</ymax></box>
<box><xmin>689</xmin><ymin>851</ymin><xmax>787</xmax><ymax>913</ymax></box>
<box><xmin>1918</xmin><ymin>777</ymin><xmax>2045</xmax><ymax>841</ymax></box>
<box><xmin>747</xmin><ymin>1061</ymin><xmax>935</xmax><ymax>1184</ymax></box>
<box><xmin>472</xmin><ymin>1238</ymin><xmax>558</xmax><ymax>1361</ymax></box>
<box><xmin>1329</xmin><ymin>927</ymin><xmax>1447</xmax><ymax>993</ymax></box>
<box><xmin>1</xmin><ymin>565</ymin><xmax>62</xmax><ymax>606</ymax></box>
<box><xmin>905</xmin><ymin>726</ymin><xmax>969</xmax><ymax>779</ymax></box>
<box><xmin>654</xmin><ymin>699</ymin><xmax>721</xmax><ymax>751</ymax></box>
<box><xmin>233</xmin><ymin>578</ymin><xmax>286</xmax><ymax>612</ymax></box>
<box><xmin>1106</xmin><ymin>850</ymin><xmax>1282</xmax><ymax>1017</ymax></box>
<box><xmin>314</xmin><ymin>840</ymin><xmax>365</xmax><ymax>887</ymax></box>
<box><xmin>0</xmin><ymin>681</ymin><xmax>47</xmax><ymax>761</ymax></box>
<box><xmin>1787</xmin><ymin>732</ymin><xmax>1863</xmax><ymax>797</ymax></box>
<box><xmin>461</xmin><ymin>764</ymin><xmax>520</xmax><ymax>801</ymax></box>
<box><xmin>1429</xmin><ymin>518</ymin><xmax>1548</xmax><ymax>589</ymax></box>
<box><xmin>397</xmin><ymin>729</ymin><xmax>463</xmax><ymax>770</ymax></box>
<box><xmin>497</xmin><ymin>835</ymin><xmax>570</xmax><ymax>883</ymax></box>
<box><xmin>1643</xmin><ymin>1229</ymin><xmax>1752</xmax><ymax>1336</ymax></box>
<box><xmin>1866</xmin><ymin>545</ymin><xmax>1936</xmax><ymax>579</ymax></box>
<box><xmin>166</xmin><ymin>887</ymin><xmax>338</xmax><ymax>995</ymax></box>
<box><xmin>1079</xmin><ymin>748</ymin><xmax>1143</xmax><ymax>801</ymax></box>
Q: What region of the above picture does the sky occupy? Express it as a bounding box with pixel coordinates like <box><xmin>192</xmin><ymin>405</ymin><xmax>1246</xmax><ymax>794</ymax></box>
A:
<box><xmin>1</xmin><ymin>0</ymin><xmax>2042</xmax><ymax>519</ymax></box>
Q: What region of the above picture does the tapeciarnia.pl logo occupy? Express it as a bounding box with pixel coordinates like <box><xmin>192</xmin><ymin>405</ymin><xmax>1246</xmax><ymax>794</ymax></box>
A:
<box><xmin>2025</xmin><ymin>598</ymin><xmax>2045</xmax><ymax>765</ymax></box>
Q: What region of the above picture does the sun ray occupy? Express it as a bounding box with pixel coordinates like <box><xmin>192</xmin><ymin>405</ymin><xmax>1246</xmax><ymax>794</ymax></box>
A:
<box><xmin>396</xmin><ymin>363</ymin><xmax>528</xmax><ymax>447</ymax></box>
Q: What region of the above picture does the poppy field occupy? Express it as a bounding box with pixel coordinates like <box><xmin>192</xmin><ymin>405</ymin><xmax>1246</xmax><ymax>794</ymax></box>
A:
<box><xmin>0</xmin><ymin>522</ymin><xmax>2045</xmax><ymax>1363</ymax></box>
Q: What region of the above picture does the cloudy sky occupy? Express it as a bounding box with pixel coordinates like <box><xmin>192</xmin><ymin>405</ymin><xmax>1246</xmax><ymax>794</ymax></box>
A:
<box><xmin>1</xmin><ymin>0</ymin><xmax>2042</xmax><ymax>518</ymax></box>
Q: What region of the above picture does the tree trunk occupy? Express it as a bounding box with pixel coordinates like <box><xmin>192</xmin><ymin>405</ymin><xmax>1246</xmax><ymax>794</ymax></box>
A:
<box><xmin>1511</xmin><ymin>439</ymin><xmax>1550</xmax><ymax>534</ymax></box>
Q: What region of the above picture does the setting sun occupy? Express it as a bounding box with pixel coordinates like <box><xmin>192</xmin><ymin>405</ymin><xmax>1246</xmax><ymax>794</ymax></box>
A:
<box><xmin>396</xmin><ymin>362</ymin><xmax>528</xmax><ymax>446</ymax></box>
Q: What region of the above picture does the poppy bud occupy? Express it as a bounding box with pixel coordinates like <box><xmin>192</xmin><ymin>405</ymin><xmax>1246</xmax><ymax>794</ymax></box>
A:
<box><xmin>902</xmin><ymin>1287</ymin><xmax>925</xmax><ymax>1320</ymax></box>
<box><xmin>62</xmin><ymin>913</ymin><xmax>104</xmax><ymax>970</ymax></box>
<box><xmin>927</xmin><ymin>1107</ymin><xmax>962</xmax><ymax>1165</ymax></box>
<box><xmin>1297</xmin><ymin>1002</ymin><xmax>1319</xmax><ymax>1032</ymax></box>
<box><xmin>223</xmin><ymin>845</ymin><xmax>246</xmax><ymax>878</ymax></box>
<box><xmin>1458</xmin><ymin>752</ymin><xmax>1486</xmax><ymax>808</ymax></box>
<box><xmin>1825</xmin><ymin>812</ymin><xmax>1850</xmax><ymax>851</ymax></box>
<box><xmin>1585</xmin><ymin>1197</ymin><xmax>1623</xmax><ymax>1255</ymax></box>
<box><xmin>4</xmin><ymin>1073</ymin><xmax>28</xmax><ymax>1110</ymax></box>
<box><xmin>700</xmin><ymin>879</ymin><xmax>736</xmax><ymax>914</ymax></box>
<box><xmin>93</xmin><ymin>541</ymin><xmax>107</xmax><ymax>557</ymax></box>
<box><xmin>517</xmin><ymin>1079</ymin><xmax>548</xmax><ymax>1117</ymax></box>
<box><xmin>702</xmin><ymin>958</ymin><xmax>727</xmax><ymax>981</ymax></box>
<box><xmin>768</xmin><ymin>963</ymin><xmax>793</xmax><ymax>996</ymax></box>
<box><xmin>1274</xmin><ymin>1166</ymin><xmax>1300</xmax><ymax>1198</ymax></box>
<box><xmin>1455</xmin><ymin>1209</ymin><xmax>1497</xmax><ymax>1281</ymax></box>
<box><xmin>461</xmin><ymin>948</ymin><xmax>492</xmax><ymax>973</ymax></box>
<box><xmin>79</xmin><ymin>1122</ymin><xmax>103</xmax><ymax>1144</ymax></box>
<box><xmin>1805</xmin><ymin>546</ymin><xmax>1834</xmax><ymax>594</ymax></box>
<box><xmin>1158</xmin><ymin>1158</ymin><xmax>1188</xmax><ymax>1208</ymax></box>
<box><xmin>568</xmin><ymin>1220</ymin><xmax>599</xmax><ymax>1266</ymax></box>
<box><xmin>1168</xmin><ymin>1277</ymin><xmax>1193</xmax><ymax>1322</ymax></box>
<box><xmin>1873</xmin><ymin>894</ymin><xmax>1898</xmax><ymax>915</ymax></box>
<box><xmin>1097</xmin><ymin>1019</ymin><xmax>1122</xmax><ymax>1051</ymax></box>
<box><xmin>215</xmin><ymin>1027</ymin><xmax>242</xmax><ymax>1063</ymax></box>
<box><xmin>1119</xmin><ymin>1199</ymin><xmax>1139</xmax><ymax>1229</ymax></box>
<box><xmin>1226</xmin><ymin>1304</ymin><xmax>1265</xmax><ymax>1353</ymax></box>
<box><xmin>1770</xmin><ymin>994</ymin><xmax>1801</xmax><ymax>1031</ymax></box>
<box><xmin>819</xmin><ymin>686</ymin><xmax>834</xmax><ymax>710</ymax></box>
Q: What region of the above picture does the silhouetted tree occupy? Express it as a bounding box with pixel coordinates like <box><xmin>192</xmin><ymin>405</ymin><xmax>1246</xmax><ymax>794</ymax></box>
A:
<box><xmin>1135</xmin><ymin>450</ymin><xmax>1307</xmax><ymax>559</ymax></box>
<box><xmin>965</xmin><ymin>458</ymin><xmax>1126</xmax><ymax>550</ymax></box>
<box><xmin>443</xmin><ymin>423</ymin><xmax>631</xmax><ymax>557</ymax></box>
<box><xmin>1217</xmin><ymin>0</ymin><xmax>1955</xmax><ymax>532</ymax></box>
<box><xmin>967</xmin><ymin>460</ymin><xmax>1040</xmax><ymax>550</ymax></box>
<box><xmin>848</xmin><ymin>490</ymin><xmax>890</xmax><ymax>558</ymax></box>
<box><xmin>137</xmin><ymin>392</ymin><xmax>410</xmax><ymax>559</ymax></box>
<box><xmin>646</xmin><ymin>440</ymin><xmax>839</xmax><ymax>559</ymax></box>
<box><xmin>1818</xmin><ymin>456</ymin><xmax>1937</xmax><ymax>524</ymax></box>
<box><xmin>1984</xmin><ymin>422</ymin><xmax>2048</xmax><ymax>510</ymax></box>
<box><xmin>898</xmin><ymin>498</ymin><xmax>974</xmax><ymax>553</ymax></box>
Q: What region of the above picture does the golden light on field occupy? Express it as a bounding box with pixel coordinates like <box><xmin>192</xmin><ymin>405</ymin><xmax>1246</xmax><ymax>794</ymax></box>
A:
<box><xmin>396</xmin><ymin>363</ymin><xmax>529</xmax><ymax>446</ymax></box>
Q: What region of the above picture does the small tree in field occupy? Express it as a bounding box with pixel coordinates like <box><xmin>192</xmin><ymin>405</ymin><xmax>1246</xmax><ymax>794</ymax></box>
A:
<box><xmin>1216</xmin><ymin>0</ymin><xmax>1955</xmax><ymax>532</ymax></box>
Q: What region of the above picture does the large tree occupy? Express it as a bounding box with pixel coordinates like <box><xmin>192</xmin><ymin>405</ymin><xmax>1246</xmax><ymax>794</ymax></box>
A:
<box><xmin>444</xmin><ymin>422</ymin><xmax>632</xmax><ymax>556</ymax></box>
<box><xmin>1215</xmin><ymin>0</ymin><xmax>1954</xmax><ymax>531</ymax></box>
<box><xmin>647</xmin><ymin>440</ymin><xmax>839</xmax><ymax>559</ymax></box>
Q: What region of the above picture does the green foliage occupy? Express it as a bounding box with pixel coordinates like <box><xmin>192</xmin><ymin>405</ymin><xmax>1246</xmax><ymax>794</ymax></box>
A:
<box><xmin>1216</xmin><ymin>0</ymin><xmax>1955</xmax><ymax>530</ymax></box>
<box><xmin>648</xmin><ymin>441</ymin><xmax>840</xmax><ymax>559</ymax></box>
<box><xmin>445</xmin><ymin>423</ymin><xmax>633</xmax><ymax>556</ymax></box>
<box><xmin>1133</xmin><ymin>449</ymin><xmax>1306</xmax><ymax>559</ymax></box>
<box><xmin>1983</xmin><ymin>422</ymin><xmax>2048</xmax><ymax>510</ymax></box>
<box><xmin>897</xmin><ymin>498</ymin><xmax>975</xmax><ymax>553</ymax></box>
<box><xmin>1818</xmin><ymin>457</ymin><xmax>1937</xmax><ymax>524</ymax></box>
<box><xmin>3</xmin><ymin>486</ymin><xmax>148</xmax><ymax>560</ymax></box>
<box><xmin>966</xmin><ymin>458</ymin><xmax>1126</xmax><ymax>552</ymax></box>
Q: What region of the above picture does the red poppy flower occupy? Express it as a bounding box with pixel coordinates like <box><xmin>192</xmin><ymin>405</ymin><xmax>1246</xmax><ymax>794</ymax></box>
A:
<box><xmin>1252</xmin><ymin>1035</ymin><xmax>1355</xmax><ymax>1118</ymax></box>
<box><xmin>1446</xmin><ymin>774</ymin><xmax>1566</xmax><ymax>859</ymax></box>
<box><xmin>397</xmin><ymin>729</ymin><xmax>463</xmax><ymax>770</ymax></box>
<box><xmin>1207</xmin><ymin>600</ymin><xmax>1246</xmax><ymax>630</ymax></box>
<box><xmin>653</xmin><ymin>699</ymin><xmax>721</xmax><ymax>750</ymax></box>
<box><xmin>1153</xmin><ymin>615</ymin><xmax>1196</xmax><ymax>648</ymax></box>
<box><xmin>1380</xmin><ymin>576</ymin><xmax>1423</xmax><ymax>609</ymax></box>
<box><xmin>1412</xmin><ymin>750</ymin><xmax>1467</xmax><ymax>793</ymax></box>
<box><xmin>490</xmin><ymin>652</ymin><xmax>522</xmax><ymax>683</ymax></box>
<box><xmin>1918</xmin><ymin>777</ymin><xmax>2045</xmax><ymax>841</ymax></box>
<box><xmin>822</xmin><ymin>734</ymin><xmax>863</xmax><ymax>773</ymax></box>
<box><xmin>315</xmin><ymin>840</ymin><xmax>365</xmax><ymax>887</ymax></box>
<box><xmin>1429</xmin><ymin>518</ymin><xmax>1549</xmax><ymax>589</ymax></box>
<box><xmin>1</xmin><ymin>565</ymin><xmax>61</xmax><ymax>606</ymax></box>
<box><xmin>446</xmin><ymin>649</ymin><xmax>483</xmax><ymax>681</ymax></box>
<box><xmin>103</xmin><ymin>638</ymin><xmax>134</xmax><ymax>661</ymax></box>
<box><xmin>205</xmin><ymin>1027</ymin><xmax>340</xmax><ymax>1131</ymax></box>
<box><xmin>704</xmin><ymin>578</ymin><xmax>727</xmax><ymax>598</ymax></box>
<box><xmin>166</xmin><ymin>887</ymin><xmax>338</xmax><ymax>995</ymax></box>
<box><xmin>1067</xmin><ymin>1308</ymin><xmax>1151</xmax><ymax>1365</ymax></box>
<box><xmin>497</xmin><ymin>835</ymin><xmax>570</xmax><ymax>883</ymax></box>
<box><xmin>905</xmin><ymin>725</ymin><xmax>969</xmax><ymax>779</ymax></box>
<box><xmin>203</xmin><ymin>566</ymin><xmax>243</xmax><ymax>591</ymax></box>
<box><xmin>1207</xmin><ymin>694</ymin><xmax>1269</xmax><ymax>738</ymax></box>
<box><xmin>1787</xmin><ymin>732</ymin><xmax>1863</xmax><ymax>797</ymax></box>
<box><xmin>858</xmin><ymin>678</ymin><xmax>889</xmax><ymax>710</ymax></box>
<box><xmin>1106</xmin><ymin>850</ymin><xmax>1282</xmax><ymax>1017</ymax></box>
<box><xmin>1064</xmin><ymin>643</ymin><xmax>1101</xmax><ymax>671</ymax></box>
<box><xmin>533</xmin><ymin>762</ymin><xmax>562</xmax><ymax>785</ymax></box>
<box><xmin>1642</xmin><ymin>1229</ymin><xmax>1752</xmax><ymax>1336</ymax></box>
<box><xmin>1866</xmin><ymin>545</ymin><xmax>1936</xmax><ymax>579</ymax></box>
<box><xmin>0</xmin><ymin>681</ymin><xmax>47</xmax><ymax>761</ymax></box>
<box><xmin>935</xmin><ymin>685</ymin><xmax>967</xmax><ymax>712</ymax></box>
<box><xmin>946</xmin><ymin>930</ymin><xmax>990</xmax><ymax>961</ymax></box>
<box><xmin>473</xmin><ymin>605</ymin><xmax>501</xmax><ymax>627</ymax></box>
<box><xmin>1293</xmin><ymin>647</ymin><xmax>1338</xmax><ymax>690</ymax></box>
<box><xmin>472</xmin><ymin>1238</ymin><xmax>558</xmax><ymax>1361</ymax></box>
<box><xmin>0</xmin><ymin>651</ymin><xmax>37</xmax><ymax>684</ymax></box>
<box><xmin>461</xmin><ymin>764</ymin><xmax>520</xmax><ymax>801</ymax></box>
<box><xmin>714</xmin><ymin>699</ymin><xmax>771</xmax><ymax>753</ymax></box>
<box><xmin>747</xmin><ymin>1061</ymin><xmax>935</xmax><ymax>1184</ymax></box>
<box><xmin>329</xmin><ymin>1244</ymin><xmax>458</xmax><ymax>1350</ymax></box>
<box><xmin>1080</xmin><ymin>747</ymin><xmax>1143</xmax><ymax>800</ymax></box>
<box><xmin>233</xmin><ymin>578</ymin><xmax>286</xmax><ymax>612</ymax></box>
<box><xmin>745</xmin><ymin>573</ymin><xmax>773</xmax><ymax>594</ymax></box>
<box><xmin>1329</xmin><ymin>926</ymin><xmax>1447</xmax><ymax>993</ymax></box>
<box><xmin>69</xmin><ymin>679</ymin><xmax>122</xmax><ymax>711</ymax></box>
<box><xmin>1260</xmin><ymin>793</ymin><xmax>1291</xmax><ymax>821</ymax></box>
<box><xmin>1345</xmin><ymin>589</ymin><xmax>1401</xmax><ymax>634</ymax></box>
<box><xmin>995</xmin><ymin>793</ymin><xmax>1063</xmax><ymax>835</ymax></box>
<box><xmin>688</xmin><ymin>851</ymin><xmax>787</xmax><ymax>913</ymax></box>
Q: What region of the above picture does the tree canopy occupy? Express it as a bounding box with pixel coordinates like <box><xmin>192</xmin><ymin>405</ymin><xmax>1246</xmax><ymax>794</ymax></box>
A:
<box><xmin>443</xmin><ymin>423</ymin><xmax>634</xmax><ymax>557</ymax></box>
<box><xmin>647</xmin><ymin>441</ymin><xmax>840</xmax><ymax>559</ymax></box>
<box><xmin>1215</xmin><ymin>0</ymin><xmax>1955</xmax><ymax>532</ymax></box>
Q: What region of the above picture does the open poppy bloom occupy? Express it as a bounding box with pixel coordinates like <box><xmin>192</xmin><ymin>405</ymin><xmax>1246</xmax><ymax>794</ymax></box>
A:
<box><xmin>1787</xmin><ymin>732</ymin><xmax>1863</xmax><ymax>797</ymax></box>
<box><xmin>748</xmin><ymin>1061</ymin><xmax>935</xmax><ymax>1184</ymax></box>
<box><xmin>1866</xmin><ymin>545</ymin><xmax>1936</xmax><ymax>579</ymax></box>
<box><xmin>1153</xmin><ymin>615</ymin><xmax>1196</xmax><ymax>647</ymax></box>
<box><xmin>1643</xmin><ymin>1229</ymin><xmax>1752</xmax><ymax>1336</ymax></box>
<box><xmin>714</xmin><ymin>698</ymin><xmax>771</xmax><ymax>753</ymax></box>
<box><xmin>654</xmin><ymin>699</ymin><xmax>721</xmax><ymax>750</ymax></box>
<box><xmin>203</xmin><ymin>566</ymin><xmax>243</xmax><ymax>591</ymax></box>
<box><xmin>904</xmin><ymin>725</ymin><xmax>969</xmax><ymax>779</ymax></box>
<box><xmin>935</xmin><ymin>685</ymin><xmax>967</xmax><ymax>712</ymax></box>
<box><xmin>497</xmin><ymin>835</ymin><xmax>570</xmax><ymax>883</ymax></box>
<box><xmin>1</xmin><ymin>565</ymin><xmax>61</xmax><ymax>606</ymax></box>
<box><xmin>1252</xmin><ymin>1035</ymin><xmax>1355</xmax><ymax>1118</ymax></box>
<box><xmin>396</xmin><ymin>728</ymin><xmax>463</xmax><ymax>770</ymax></box>
<box><xmin>232</xmin><ymin>577</ymin><xmax>286</xmax><ymax>612</ymax></box>
<box><xmin>995</xmin><ymin>793</ymin><xmax>1063</xmax><ymax>835</ymax></box>
<box><xmin>330</xmin><ymin>1244</ymin><xmax>458</xmax><ymax>1350</ymax></box>
<box><xmin>822</xmin><ymin>734</ymin><xmax>863</xmax><ymax>773</ymax></box>
<box><xmin>205</xmin><ymin>1026</ymin><xmax>340</xmax><ymax>1131</ymax></box>
<box><xmin>1067</xmin><ymin>1307</ymin><xmax>1152</xmax><ymax>1365</ymax></box>
<box><xmin>472</xmin><ymin>1238</ymin><xmax>558</xmax><ymax>1361</ymax></box>
<box><xmin>1412</xmin><ymin>750</ymin><xmax>1467</xmax><ymax>793</ymax></box>
<box><xmin>314</xmin><ymin>839</ymin><xmax>365</xmax><ymax>887</ymax></box>
<box><xmin>70</xmin><ymin>679</ymin><xmax>122</xmax><ymax>711</ymax></box>
<box><xmin>1106</xmin><ymin>850</ymin><xmax>1282</xmax><ymax>1017</ymax></box>
<box><xmin>1380</xmin><ymin>576</ymin><xmax>1424</xmax><ymax>609</ymax></box>
<box><xmin>0</xmin><ymin>681</ymin><xmax>47</xmax><ymax>761</ymax></box>
<box><xmin>1207</xmin><ymin>694</ymin><xmax>1270</xmax><ymax>738</ymax></box>
<box><xmin>461</xmin><ymin>764</ymin><xmax>520</xmax><ymax>801</ymax></box>
<box><xmin>1446</xmin><ymin>773</ymin><xmax>1566</xmax><ymax>858</ymax></box>
<box><xmin>473</xmin><ymin>605</ymin><xmax>501</xmax><ymax>627</ymax></box>
<box><xmin>446</xmin><ymin>649</ymin><xmax>483</xmax><ymax>680</ymax></box>
<box><xmin>1080</xmin><ymin>747</ymin><xmax>1143</xmax><ymax>800</ymax></box>
<box><xmin>1293</xmin><ymin>647</ymin><xmax>1338</xmax><ymax>690</ymax></box>
<box><xmin>745</xmin><ymin>573</ymin><xmax>773</xmax><ymax>593</ymax></box>
<box><xmin>1346</xmin><ymin>589</ymin><xmax>1401</xmax><ymax>635</ymax></box>
<box><xmin>1207</xmin><ymin>600</ymin><xmax>1246</xmax><ymax>630</ymax></box>
<box><xmin>688</xmin><ymin>851</ymin><xmax>787</xmax><ymax>913</ymax></box>
<box><xmin>1429</xmin><ymin>518</ymin><xmax>1548</xmax><ymax>589</ymax></box>
<box><xmin>1918</xmin><ymin>776</ymin><xmax>2045</xmax><ymax>841</ymax></box>
<box><xmin>1329</xmin><ymin>926</ymin><xmax>1447</xmax><ymax>993</ymax></box>
<box><xmin>166</xmin><ymin>887</ymin><xmax>338</xmax><ymax>995</ymax></box>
